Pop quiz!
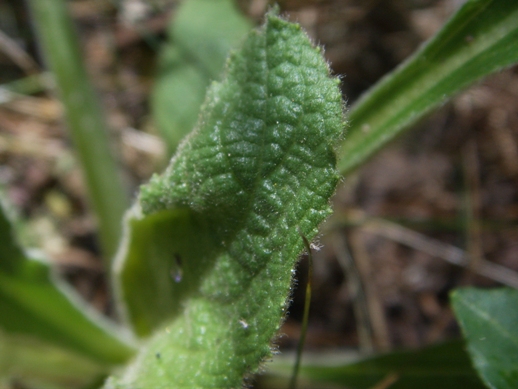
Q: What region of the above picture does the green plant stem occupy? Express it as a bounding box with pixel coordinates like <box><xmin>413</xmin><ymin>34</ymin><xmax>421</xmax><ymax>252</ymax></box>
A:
<box><xmin>289</xmin><ymin>233</ymin><xmax>313</xmax><ymax>389</ymax></box>
<box><xmin>28</xmin><ymin>0</ymin><xmax>129</xmax><ymax>262</ymax></box>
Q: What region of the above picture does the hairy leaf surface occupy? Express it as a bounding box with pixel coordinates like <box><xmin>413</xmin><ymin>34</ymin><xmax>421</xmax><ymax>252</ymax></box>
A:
<box><xmin>110</xmin><ymin>11</ymin><xmax>345</xmax><ymax>388</ymax></box>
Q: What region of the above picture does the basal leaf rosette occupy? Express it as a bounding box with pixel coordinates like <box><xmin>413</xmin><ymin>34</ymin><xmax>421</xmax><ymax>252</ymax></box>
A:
<box><xmin>109</xmin><ymin>11</ymin><xmax>345</xmax><ymax>389</ymax></box>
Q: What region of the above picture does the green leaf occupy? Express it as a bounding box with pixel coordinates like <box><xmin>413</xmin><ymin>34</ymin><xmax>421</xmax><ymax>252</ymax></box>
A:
<box><xmin>172</xmin><ymin>0</ymin><xmax>252</xmax><ymax>78</ymax></box>
<box><xmin>0</xmin><ymin>199</ymin><xmax>136</xmax><ymax>383</ymax></box>
<box><xmin>451</xmin><ymin>287</ymin><xmax>518</xmax><ymax>389</ymax></box>
<box><xmin>110</xmin><ymin>11</ymin><xmax>345</xmax><ymax>388</ymax></box>
<box><xmin>0</xmin><ymin>331</ymin><xmax>107</xmax><ymax>389</ymax></box>
<box><xmin>152</xmin><ymin>0</ymin><xmax>252</xmax><ymax>153</ymax></box>
<box><xmin>27</xmin><ymin>0</ymin><xmax>129</xmax><ymax>261</ymax></box>
<box><xmin>337</xmin><ymin>0</ymin><xmax>518</xmax><ymax>176</ymax></box>
<box><xmin>261</xmin><ymin>341</ymin><xmax>486</xmax><ymax>389</ymax></box>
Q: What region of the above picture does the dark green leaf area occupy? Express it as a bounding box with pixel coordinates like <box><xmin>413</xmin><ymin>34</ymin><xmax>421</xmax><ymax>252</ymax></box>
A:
<box><xmin>140</xmin><ymin>13</ymin><xmax>343</xmax><ymax>301</ymax></box>
<box><xmin>114</xmin><ymin>12</ymin><xmax>344</xmax><ymax>388</ymax></box>
<box><xmin>258</xmin><ymin>341</ymin><xmax>485</xmax><ymax>389</ymax></box>
<box><xmin>141</xmin><ymin>14</ymin><xmax>342</xmax><ymax>238</ymax></box>
<box><xmin>304</xmin><ymin>341</ymin><xmax>485</xmax><ymax>389</ymax></box>
<box><xmin>0</xmin><ymin>202</ymin><xmax>25</xmax><ymax>275</ymax></box>
<box><xmin>452</xmin><ymin>287</ymin><xmax>518</xmax><ymax>389</ymax></box>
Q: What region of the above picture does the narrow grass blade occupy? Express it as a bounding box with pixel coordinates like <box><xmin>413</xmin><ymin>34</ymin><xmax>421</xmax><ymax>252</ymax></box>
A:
<box><xmin>27</xmin><ymin>0</ymin><xmax>129</xmax><ymax>261</ymax></box>
<box><xmin>338</xmin><ymin>0</ymin><xmax>518</xmax><ymax>176</ymax></box>
<box><xmin>289</xmin><ymin>234</ymin><xmax>313</xmax><ymax>389</ymax></box>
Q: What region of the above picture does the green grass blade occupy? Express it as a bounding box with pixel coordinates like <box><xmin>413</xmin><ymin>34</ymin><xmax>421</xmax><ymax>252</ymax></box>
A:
<box><xmin>109</xmin><ymin>11</ymin><xmax>345</xmax><ymax>388</ymax></box>
<box><xmin>0</xmin><ymin>199</ymin><xmax>136</xmax><ymax>379</ymax></box>
<box><xmin>0</xmin><ymin>73</ymin><xmax>48</xmax><ymax>98</ymax></box>
<box><xmin>451</xmin><ymin>287</ymin><xmax>518</xmax><ymax>389</ymax></box>
<box><xmin>289</xmin><ymin>234</ymin><xmax>313</xmax><ymax>389</ymax></box>
<box><xmin>338</xmin><ymin>0</ymin><xmax>518</xmax><ymax>176</ymax></box>
<box><xmin>27</xmin><ymin>0</ymin><xmax>129</xmax><ymax>261</ymax></box>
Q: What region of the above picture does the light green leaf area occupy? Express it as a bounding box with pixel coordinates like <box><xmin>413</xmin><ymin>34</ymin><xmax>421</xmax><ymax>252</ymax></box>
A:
<box><xmin>0</xmin><ymin>199</ymin><xmax>136</xmax><ymax>385</ymax></box>
<box><xmin>261</xmin><ymin>341</ymin><xmax>486</xmax><ymax>389</ymax></box>
<box><xmin>338</xmin><ymin>0</ymin><xmax>518</xmax><ymax>175</ymax></box>
<box><xmin>151</xmin><ymin>0</ymin><xmax>251</xmax><ymax>153</ymax></box>
<box><xmin>110</xmin><ymin>11</ymin><xmax>344</xmax><ymax>389</ymax></box>
<box><xmin>451</xmin><ymin>287</ymin><xmax>518</xmax><ymax>389</ymax></box>
<box><xmin>0</xmin><ymin>330</ymin><xmax>107</xmax><ymax>389</ymax></box>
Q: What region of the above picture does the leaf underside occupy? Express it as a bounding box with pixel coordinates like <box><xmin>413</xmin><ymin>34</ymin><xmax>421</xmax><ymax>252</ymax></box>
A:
<box><xmin>110</xmin><ymin>11</ymin><xmax>345</xmax><ymax>389</ymax></box>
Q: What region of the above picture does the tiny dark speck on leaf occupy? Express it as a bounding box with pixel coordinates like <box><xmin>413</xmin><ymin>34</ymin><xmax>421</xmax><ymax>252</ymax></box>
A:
<box><xmin>171</xmin><ymin>253</ymin><xmax>183</xmax><ymax>282</ymax></box>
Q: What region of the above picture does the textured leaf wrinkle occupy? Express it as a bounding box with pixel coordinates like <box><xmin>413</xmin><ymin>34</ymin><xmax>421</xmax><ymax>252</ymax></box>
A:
<box><xmin>112</xmin><ymin>10</ymin><xmax>345</xmax><ymax>389</ymax></box>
